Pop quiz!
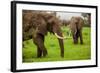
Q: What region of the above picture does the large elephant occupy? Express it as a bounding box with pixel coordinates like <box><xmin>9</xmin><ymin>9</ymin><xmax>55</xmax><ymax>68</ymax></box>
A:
<box><xmin>69</xmin><ymin>16</ymin><xmax>84</xmax><ymax>44</ymax></box>
<box><xmin>23</xmin><ymin>10</ymin><xmax>66</xmax><ymax>58</ymax></box>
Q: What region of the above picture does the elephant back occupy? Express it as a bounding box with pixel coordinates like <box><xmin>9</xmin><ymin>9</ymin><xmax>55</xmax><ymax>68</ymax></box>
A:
<box><xmin>23</xmin><ymin>11</ymin><xmax>33</xmax><ymax>32</ymax></box>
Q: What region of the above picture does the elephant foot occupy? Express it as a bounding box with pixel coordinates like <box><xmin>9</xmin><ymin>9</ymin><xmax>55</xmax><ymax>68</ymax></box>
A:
<box><xmin>37</xmin><ymin>53</ymin><xmax>42</xmax><ymax>58</ymax></box>
<box><xmin>37</xmin><ymin>56</ymin><xmax>41</xmax><ymax>58</ymax></box>
<box><xmin>61</xmin><ymin>54</ymin><xmax>64</xmax><ymax>58</ymax></box>
<box><xmin>80</xmin><ymin>42</ymin><xmax>83</xmax><ymax>44</ymax></box>
<box><xmin>43</xmin><ymin>50</ymin><xmax>48</xmax><ymax>57</ymax></box>
<box><xmin>37</xmin><ymin>48</ymin><xmax>42</xmax><ymax>58</ymax></box>
<box><xmin>61</xmin><ymin>50</ymin><xmax>64</xmax><ymax>58</ymax></box>
<box><xmin>73</xmin><ymin>39</ymin><xmax>78</xmax><ymax>44</ymax></box>
<box><xmin>74</xmin><ymin>42</ymin><xmax>78</xmax><ymax>44</ymax></box>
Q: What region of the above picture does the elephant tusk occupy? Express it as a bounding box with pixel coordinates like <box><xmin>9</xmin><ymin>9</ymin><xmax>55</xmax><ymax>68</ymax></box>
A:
<box><xmin>54</xmin><ymin>33</ymin><xmax>67</xmax><ymax>39</ymax></box>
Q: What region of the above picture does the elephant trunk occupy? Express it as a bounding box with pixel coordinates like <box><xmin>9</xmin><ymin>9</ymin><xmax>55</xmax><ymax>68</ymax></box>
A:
<box><xmin>53</xmin><ymin>25</ymin><xmax>64</xmax><ymax>57</ymax></box>
<box><xmin>57</xmin><ymin>31</ymin><xmax>64</xmax><ymax>57</ymax></box>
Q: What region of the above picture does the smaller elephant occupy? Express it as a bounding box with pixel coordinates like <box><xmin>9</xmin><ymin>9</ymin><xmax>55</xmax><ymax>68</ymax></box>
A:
<box><xmin>69</xmin><ymin>16</ymin><xmax>84</xmax><ymax>44</ymax></box>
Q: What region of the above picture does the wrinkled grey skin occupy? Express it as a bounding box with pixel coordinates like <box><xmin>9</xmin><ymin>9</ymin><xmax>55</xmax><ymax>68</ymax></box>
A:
<box><xmin>69</xmin><ymin>17</ymin><xmax>84</xmax><ymax>44</ymax></box>
<box><xmin>23</xmin><ymin>10</ymin><xmax>64</xmax><ymax>58</ymax></box>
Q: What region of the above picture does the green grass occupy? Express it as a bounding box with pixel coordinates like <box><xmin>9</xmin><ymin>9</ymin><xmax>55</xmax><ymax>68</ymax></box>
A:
<box><xmin>23</xmin><ymin>27</ymin><xmax>91</xmax><ymax>63</ymax></box>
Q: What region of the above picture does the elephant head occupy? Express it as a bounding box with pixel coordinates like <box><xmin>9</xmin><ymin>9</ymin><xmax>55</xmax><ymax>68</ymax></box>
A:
<box><xmin>69</xmin><ymin>16</ymin><xmax>84</xmax><ymax>44</ymax></box>
<box><xmin>36</xmin><ymin>12</ymin><xmax>65</xmax><ymax>57</ymax></box>
<box><xmin>44</xmin><ymin>14</ymin><xmax>65</xmax><ymax>57</ymax></box>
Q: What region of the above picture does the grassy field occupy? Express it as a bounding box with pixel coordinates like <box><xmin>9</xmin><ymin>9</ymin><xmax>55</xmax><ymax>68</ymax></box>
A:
<box><xmin>23</xmin><ymin>27</ymin><xmax>91</xmax><ymax>63</ymax></box>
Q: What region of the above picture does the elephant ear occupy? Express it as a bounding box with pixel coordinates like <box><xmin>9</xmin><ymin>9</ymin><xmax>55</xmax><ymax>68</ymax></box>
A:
<box><xmin>77</xmin><ymin>17</ymin><xmax>84</xmax><ymax>30</ymax></box>
<box><xmin>31</xmin><ymin>14</ymin><xmax>47</xmax><ymax>36</ymax></box>
<box><xmin>37</xmin><ymin>21</ymin><xmax>47</xmax><ymax>36</ymax></box>
<box><xmin>69</xmin><ymin>17</ymin><xmax>77</xmax><ymax>35</ymax></box>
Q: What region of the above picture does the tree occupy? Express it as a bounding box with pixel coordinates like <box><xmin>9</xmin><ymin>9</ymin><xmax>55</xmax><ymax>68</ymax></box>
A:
<box><xmin>81</xmin><ymin>13</ymin><xmax>91</xmax><ymax>27</ymax></box>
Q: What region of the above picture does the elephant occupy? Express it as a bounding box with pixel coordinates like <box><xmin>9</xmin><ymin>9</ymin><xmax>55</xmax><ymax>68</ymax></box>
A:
<box><xmin>23</xmin><ymin>10</ymin><xmax>66</xmax><ymax>58</ymax></box>
<box><xmin>68</xmin><ymin>16</ymin><xmax>84</xmax><ymax>44</ymax></box>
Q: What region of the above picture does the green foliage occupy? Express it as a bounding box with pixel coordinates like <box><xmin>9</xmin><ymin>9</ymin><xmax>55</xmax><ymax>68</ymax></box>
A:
<box><xmin>23</xmin><ymin>27</ymin><xmax>91</xmax><ymax>63</ymax></box>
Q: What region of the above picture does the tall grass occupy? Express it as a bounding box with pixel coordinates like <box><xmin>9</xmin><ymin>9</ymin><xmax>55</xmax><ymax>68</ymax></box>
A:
<box><xmin>23</xmin><ymin>27</ymin><xmax>91</xmax><ymax>63</ymax></box>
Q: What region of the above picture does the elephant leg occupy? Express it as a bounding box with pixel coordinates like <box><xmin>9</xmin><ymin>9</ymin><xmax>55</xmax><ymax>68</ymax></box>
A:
<box><xmin>33</xmin><ymin>34</ymin><xmax>47</xmax><ymax>57</ymax></box>
<box><xmin>41</xmin><ymin>36</ymin><xmax>48</xmax><ymax>57</ymax></box>
<box><xmin>37</xmin><ymin>47</ymin><xmax>42</xmax><ymax>58</ymax></box>
<box><xmin>79</xmin><ymin>31</ymin><xmax>83</xmax><ymax>44</ymax></box>
<box><xmin>76</xmin><ymin>30</ymin><xmax>80</xmax><ymax>43</ymax></box>
<box><xmin>73</xmin><ymin>34</ymin><xmax>78</xmax><ymax>44</ymax></box>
